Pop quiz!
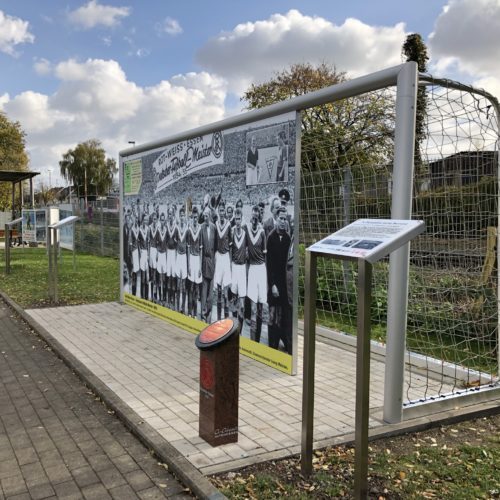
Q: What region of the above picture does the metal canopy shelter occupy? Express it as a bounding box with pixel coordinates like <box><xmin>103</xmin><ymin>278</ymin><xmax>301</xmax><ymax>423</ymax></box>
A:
<box><xmin>0</xmin><ymin>170</ymin><xmax>39</xmax><ymax>217</ymax></box>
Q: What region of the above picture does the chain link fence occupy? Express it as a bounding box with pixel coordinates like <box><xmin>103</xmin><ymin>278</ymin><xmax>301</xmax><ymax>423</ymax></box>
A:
<box><xmin>71</xmin><ymin>199</ymin><xmax>120</xmax><ymax>257</ymax></box>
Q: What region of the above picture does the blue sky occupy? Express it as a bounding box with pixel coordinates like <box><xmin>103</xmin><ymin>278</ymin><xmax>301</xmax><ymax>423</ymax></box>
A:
<box><xmin>1</xmin><ymin>0</ymin><xmax>499</xmax><ymax>185</ymax></box>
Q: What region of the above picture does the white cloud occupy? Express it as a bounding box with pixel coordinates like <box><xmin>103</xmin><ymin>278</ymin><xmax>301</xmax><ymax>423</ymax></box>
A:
<box><xmin>197</xmin><ymin>9</ymin><xmax>407</xmax><ymax>93</ymax></box>
<box><xmin>122</xmin><ymin>33</ymin><xmax>149</xmax><ymax>58</ymax></box>
<box><xmin>430</xmin><ymin>0</ymin><xmax>500</xmax><ymax>76</ymax></box>
<box><xmin>171</xmin><ymin>71</ymin><xmax>227</xmax><ymax>103</ymax></box>
<box><xmin>473</xmin><ymin>76</ymin><xmax>500</xmax><ymax>100</ymax></box>
<box><xmin>429</xmin><ymin>0</ymin><xmax>500</xmax><ymax>101</ymax></box>
<box><xmin>2</xmin><ymin>58</ymin><xmax>227</xmax><ymax>183</ymax></box>
<box><xmin>156</xmin><ymin>17</ymin><xmax>183</xmax><ymax>36</ymax></box>
<box><xmin>0</xmin><ymin>93</ymin><xmax>9</xmax><ymax>107</ymax></box>
<box><xmin>33</xmin><ymin>58</ymin><xmax>52</xmax><ymax>76</ymax></box>
<box><xmin>51</xmin><ymin>58</ymin><xmax>142</xmax><ymax>121</ymax></box>
<box><xmin>0</xmin><ymin>10</ymin><xmax>34</xmax><ymax>56</ymax></box>
<box><xmin>3</xmin><ymin>91</ymin><xmax>56</xmax><ymax>132</ymax></box>
<box><xmin>130</xmin><ymin>48</ymin><xmax>150</xmax><ymax>58</ymax></box>
<box><xmin>68</xmin><ymin>0</ymin><xmax>130</xmax><ymax>29</ymax></box>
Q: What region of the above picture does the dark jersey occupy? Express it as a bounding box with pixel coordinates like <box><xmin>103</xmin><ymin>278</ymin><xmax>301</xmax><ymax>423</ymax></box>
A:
<box><xmin>231</xmin><ymin>227</ymin><xmax>247</xmax><ymax>265</ymax></box>
<box><xmin>149</xmin><ymin>224</ymin><xmax>159</xmax><ymax>248</ymax></box>
<box><xmin>176</xmin><ymin>224</ymin><xmax>188</xmax><ymax>255</ymax></box>
<box><xmin>157</xmin><ymin>226</ymin><xmax>168</xmax><ymax>253</ymax></box>
<box><xmin>215</xmin><ymin>219</ymin><xmax>231</xmax><ymax>254</ymax></box>
<box><xmin>246</xmin><ymin>225</ymin><xmax>266</xmax><ymax>265</ymax></box>
<box><xmin>138</xmin><ymin>226</ymin><xmax>148</xmax><ymax>251</ymax></box>
<box><xmin>187</xmin><ymin>225</ymin><xmax>202</xmax><ymax>256</ymax></box>
<box><xmin>130</xmin><ymin>225</ymin><xmax>139</xmax><ymax>251</ymax></box>
<box><xmin>166</xmin><ymin>222</ymin><xmax>177</xmax><ymax>250</ymax></box>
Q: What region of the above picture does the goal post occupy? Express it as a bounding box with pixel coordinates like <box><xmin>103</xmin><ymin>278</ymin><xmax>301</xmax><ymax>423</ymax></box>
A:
<box><xmin>384</xmin><ymin>62</ymin><xmax>418</xmax><ymax>423</ymax></box>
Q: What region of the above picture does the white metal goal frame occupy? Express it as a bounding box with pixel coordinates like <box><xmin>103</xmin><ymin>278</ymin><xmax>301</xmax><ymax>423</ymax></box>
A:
<box><xmin>120</xmin><ymin>62</ymin><xmax>500</xmax><ymax>424</ymax></box>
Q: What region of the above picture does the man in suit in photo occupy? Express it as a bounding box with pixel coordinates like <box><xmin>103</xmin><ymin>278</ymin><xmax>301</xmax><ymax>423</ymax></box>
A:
<box><xmin>200</xmin><ymin>206</ymin><xmax>216</xmax><ymax>323</ymax></box>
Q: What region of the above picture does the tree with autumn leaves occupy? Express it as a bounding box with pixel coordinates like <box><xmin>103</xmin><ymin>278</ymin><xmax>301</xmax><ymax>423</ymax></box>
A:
<box><xmin>0</xmin><ymin>112</ymin><xmax>29</xmax><ymax>211</ymax></box>
<box><xmin>242</xmin><ymin>62</ymin><xmax>395</xmax><ymax>175</ymax></box>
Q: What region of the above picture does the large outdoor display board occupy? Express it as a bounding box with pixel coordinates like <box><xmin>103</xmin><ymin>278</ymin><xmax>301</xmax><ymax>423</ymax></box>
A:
<box><xmin>22</xmin><ymin>208</ymin><xmax>47</xmax><ymax>244</ymax></box>
<box><xmin>120</xmin><ymin>112</ymin><xmax>299</xmax><ymax>374</ymax></box>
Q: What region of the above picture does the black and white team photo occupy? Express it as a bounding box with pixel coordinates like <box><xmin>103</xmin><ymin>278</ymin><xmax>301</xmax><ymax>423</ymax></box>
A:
<box><xmin>122</xmin><ymin>114</ymin><xmax>296</xmax><ymax>355</ymax></box>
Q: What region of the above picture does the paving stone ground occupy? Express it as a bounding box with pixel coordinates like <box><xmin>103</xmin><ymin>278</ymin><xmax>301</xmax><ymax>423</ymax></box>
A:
<box><xmin>25</xmin><ymin>303</ymin><xmax>460</xmax><ymax>476</ymax></box>
<box><xmin>0</xmin><ymin>300</ymin><xmax>193</xmax><ymax>499</ymax></box>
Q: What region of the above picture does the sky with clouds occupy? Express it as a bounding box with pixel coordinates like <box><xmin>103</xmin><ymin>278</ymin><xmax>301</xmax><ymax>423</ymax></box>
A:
<box><xmin>0</xmin><ymin>0</ymin><xmax>499</xmax><ymax>186</ymax></box>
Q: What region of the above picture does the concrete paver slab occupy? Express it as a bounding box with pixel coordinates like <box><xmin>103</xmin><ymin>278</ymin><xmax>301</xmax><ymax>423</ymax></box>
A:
<box><xmin>25</xmin><ymin>302</ymin><xmax>457</xmax><ymax>475</ymax></box>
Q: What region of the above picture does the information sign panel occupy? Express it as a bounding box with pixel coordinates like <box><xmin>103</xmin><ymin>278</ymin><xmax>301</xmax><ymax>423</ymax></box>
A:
<box><xmin>22</xmin><ymin>208</ymin><xmax>47</xmax><ymax>244</ymax></box>
<box><xmin>308</xmin><ymin>219</ymin><xmax>425</xmax><ymax>263</ymax></box>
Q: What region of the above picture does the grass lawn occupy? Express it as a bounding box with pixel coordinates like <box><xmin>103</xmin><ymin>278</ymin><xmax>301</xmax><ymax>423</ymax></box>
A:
<box><xmin>0</xmin><ymin>246</ymin><xmax>119</xmax><ymax>308</ymax></box>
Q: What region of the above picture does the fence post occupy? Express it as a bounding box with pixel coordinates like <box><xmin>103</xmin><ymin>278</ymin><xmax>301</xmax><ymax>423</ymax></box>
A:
<box><xmin>47</xmin><ymin>226</ymin><xmax>53</xmax><ymax>300</ymax></box>
<box><xmin>5</xmin><ymin>223</ymin><xmax>10</xmax><ymax>274</ymax></box>
<box><xmin>383</xmin><ymin>62</ymin><xmax>418</xmax><ymax>423</ymax></box>
<box><xmin>301</xmin><ymin>251</ymin><xmax>317</xmax><ymax>476</ymax></box>
<box><xmin>100</xmin><ymin>200</ymin><xmax>104</xmax><ymax>256</ymax></box>
<box><xmin>79</xmin><ymin>210</ymin><xmax>83</xmax><ymax>250</ymax></box>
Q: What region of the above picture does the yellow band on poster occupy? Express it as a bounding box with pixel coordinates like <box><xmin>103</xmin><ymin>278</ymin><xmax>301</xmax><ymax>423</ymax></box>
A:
<box><xmin>124</xmin><ymin>293</ymin><xmax>205</xmax><ymax>334</ymax></box>
<box><xmin>124</xmin><ymin>293</ymin><xmax>293</xmax><ymax>374</ymax></box>
<box><xmin>239</xmin><ymin>336</ymin><xmax>292</xmax><ymax>374</ymax></box>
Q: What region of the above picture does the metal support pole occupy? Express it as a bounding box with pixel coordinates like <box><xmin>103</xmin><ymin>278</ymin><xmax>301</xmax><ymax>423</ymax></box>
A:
<box><xmin>53</xmin><ymin>228</ymin><xmax>58</xmax><ymax>303</ymax></box>
<box><xmin>11</xmin><ymin>182</ymin><xmax>15</xmax><ymax>219</ymax></box>
<box><xmin>47</xmin><ymin>226</ymin><xmax>53</xmax><ymax>300</ymax></box>
<box><xmin>354</xmin><ymin>259</ymin><xmax>373</xmax><ymax>499</ymax></box>
<box><xmin>100</xmin><ymin>200</ymin><xmax>104</xmax><ymax>256</ymax></box>
<box><xmin>119</xmin><ymin>161</ymin><xmax>125</xmax><ymax>303</ymax></box>
<box><xmin>30</xmin><ymin>178</ymin><xmax>34</xmax><ymax>207</ymax></box>
<box><xmin>5</xmin><ymin>223</ymin><xmax>11</xmax><ymax>274</ymax></box>
<box><xmin>301</xmin><ymin>250</ymin><xmax>317</xmax><ymax>476</ymax></box>
<box><xmin>73</xmin><ymin>224</ymin><xmax>76</xmax><ymax>271</ymax></box>
<box><xmin>383</xmin><ymin>62</ymin><xmax>418</xmax><ymax>424</ymax></box>
<box><xmin>80</xmin><ymin>216</ymin><xmax>83</xmax><ymax>248</ymax></box>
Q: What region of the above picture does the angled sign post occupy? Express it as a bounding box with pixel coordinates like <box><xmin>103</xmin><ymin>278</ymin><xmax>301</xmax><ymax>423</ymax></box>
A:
<box><xmin>47</xmin><ymin>215</ymin><xmax>79</xmax><ymax>302</ymax></box>
<box><xmin>301</xmin><ymin>219</ymin><xmax>425</xmax><ymax>498</ymax></box>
